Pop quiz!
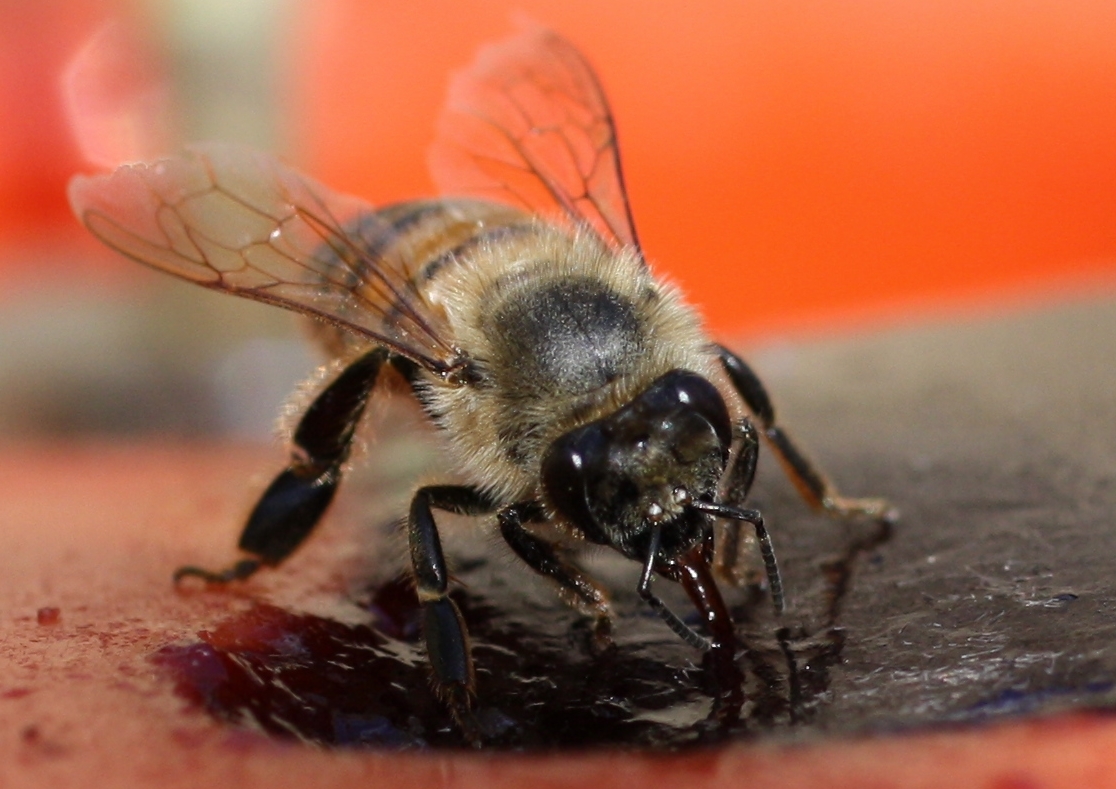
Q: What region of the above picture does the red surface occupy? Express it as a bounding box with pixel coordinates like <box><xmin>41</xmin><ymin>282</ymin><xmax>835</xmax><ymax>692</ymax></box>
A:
<box><xmin>290</xmin><ymin>0</ymin><xmax>1116</xmax><ymax>336</ymax></box>
<box><xmin>2</xmin><ymin>442</ymin><xmax>1116</xmax><ymax>788</ymax></box>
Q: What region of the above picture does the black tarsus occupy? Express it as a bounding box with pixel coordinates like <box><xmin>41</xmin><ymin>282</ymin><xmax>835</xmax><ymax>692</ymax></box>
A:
<box><xmin>174</xmin><ymin>347</ymin><xmax>388</xmax><ymax>584</ymax></box>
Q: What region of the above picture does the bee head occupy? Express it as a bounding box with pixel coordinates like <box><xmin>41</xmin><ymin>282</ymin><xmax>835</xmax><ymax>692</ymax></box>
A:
<box><xmin>541</xmin><ymin>370</ymin><xmax>733</xmax><ymax>560</ymax></box>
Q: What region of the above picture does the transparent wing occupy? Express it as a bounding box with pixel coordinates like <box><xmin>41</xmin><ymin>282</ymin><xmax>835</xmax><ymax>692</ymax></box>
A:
<box><xmin>429</xmin><ymin>24</ymin><xmax>642</xmax><ymax>256</ymax></box>
<box><xmin>68</xmin><ymin>143</ymin><xmax>462</xmax><ymax>373</ymax></box>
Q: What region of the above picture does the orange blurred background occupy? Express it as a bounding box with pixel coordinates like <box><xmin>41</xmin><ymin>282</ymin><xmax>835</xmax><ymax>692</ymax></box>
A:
<box><xmin>7</xmin><ymin>0</ymin><xmax>1116</xmax><ymax>333</ymax></box>
<box><xmin>1</xmin><ymin>0</ymin><xmax>1115</xmax><ymax>434</ymax></box>
<box><xmin>290</xmin><ymin>0</ymin><xmax>1116</xmax><ymax>336</ymax></box>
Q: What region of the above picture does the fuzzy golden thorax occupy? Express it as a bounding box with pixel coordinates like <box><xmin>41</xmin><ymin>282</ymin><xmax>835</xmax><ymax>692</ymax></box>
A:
<box><xmin>419</xmin><ymin>219</ymin><xmax>719</xmax><ymax>503</ymax></box>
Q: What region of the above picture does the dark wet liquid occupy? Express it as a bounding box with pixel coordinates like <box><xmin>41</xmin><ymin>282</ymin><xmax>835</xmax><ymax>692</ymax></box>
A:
<box><xmin>152</xmin><ymin>520</ymin><xmax>882</xmax><ymax>750</ymax></box>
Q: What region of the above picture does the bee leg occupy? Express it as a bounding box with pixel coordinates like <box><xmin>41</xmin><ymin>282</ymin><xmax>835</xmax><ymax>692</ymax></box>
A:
<box><xmin>175</xmin><ymin>348</ymin><xmax>388</xmax><ymax>585</ymax></box>
<box><xmin>716</xmin><ymin>344</ymin><xmax>897</xmax><ymax>524</ymax></box>
<box><xmin>408</xmin><ymin>484</ymin><xmax>500</xmax><ymax>739</ymax></box>
<box><xmin>714</xmin><ymin>416</ymin><xmax>761</xmax><ymax>586</ymax></box>
<box><xmin>497</xmin><ymin>502</ymin><xmax>614</xmax><ymax>651</ymax></box>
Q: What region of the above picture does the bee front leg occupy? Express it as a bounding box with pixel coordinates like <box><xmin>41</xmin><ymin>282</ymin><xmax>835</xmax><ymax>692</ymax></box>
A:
<box><xmin>175</xmin><ymin>348</ymin><xmax>388</xmax><ymax>585</ymax></box>
<box><xmin>497</xmin><ymin>502</ymin><xmax>614</xmax><ymax>651</ymax></box>
<box><xmin>716</xmin><ymin>344</ymin><xmax>897</xmax><ymax>524</ymax></box>
<box><xmin>715</xmin><ymin>416</ymin><xmax>761</xmax><ymax>587</ymax></box>
<box><xmin>408</xmin><ymin>484</ymin><xmax>500</xmax><ymax>737</ymax></box>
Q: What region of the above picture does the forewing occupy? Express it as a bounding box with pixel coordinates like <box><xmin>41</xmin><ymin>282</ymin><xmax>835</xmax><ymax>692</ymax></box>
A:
<box><xmin>68</xmin><ymin>143</ymin><xmax>461</xmax><ymax>372</ymax></box>
<box><xmin>429</xmin><ymin>25</ymin><xmax>642</xmax><ymax>255</ymax></box>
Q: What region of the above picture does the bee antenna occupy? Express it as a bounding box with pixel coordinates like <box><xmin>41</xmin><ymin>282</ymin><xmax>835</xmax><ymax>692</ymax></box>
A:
<box><xmin>690</xmin><ymin>500</ymin><xmax>784</xmax><ymax>615</ymax></box>
<box><xmin>637</xmin><ymin>523</ymin><xmax>712</xmax><ymax>651</ymax></box>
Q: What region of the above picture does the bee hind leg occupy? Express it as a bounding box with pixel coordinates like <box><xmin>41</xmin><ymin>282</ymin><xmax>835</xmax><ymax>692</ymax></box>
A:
<box><xmin>497</xmin><ymin>502</ymin><xmax>615</xmax><ymax>652</ymax></box>
<box><xmin>175</xmin><ymin>348</ymin><xmax>388</xmax><ymax>585</ymax></box>
<box><xmin>716</xmin><ymin>344</ymin><xmax>897</xmax><ymax>525</ymax></box>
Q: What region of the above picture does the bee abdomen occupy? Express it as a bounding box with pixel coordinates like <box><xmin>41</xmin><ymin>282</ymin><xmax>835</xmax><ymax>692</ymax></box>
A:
<box><xmin>312</xmin><ymin>199</ymin><xmax>534</xmax><ymax>357</ymax></box>
<box><xmin>371</xmin><ymin>199</ymin><xmax>534</xmax><ymax>289</ymax></box>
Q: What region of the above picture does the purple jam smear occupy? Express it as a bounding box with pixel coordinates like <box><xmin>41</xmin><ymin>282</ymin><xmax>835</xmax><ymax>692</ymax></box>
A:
<box><xmin>152</xmin><ymin>567</ymin><xmax>851</xmax><ymax>750</ymax></box>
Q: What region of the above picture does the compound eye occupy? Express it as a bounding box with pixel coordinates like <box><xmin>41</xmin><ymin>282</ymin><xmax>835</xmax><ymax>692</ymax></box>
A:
<box><xmin>540</xmin><ymin>424</ymin><xmax>609</xmax><ymax>543</ymax></box>
<box><xmin>651</xmin><ymin>371</ymin><xmax>733</xmax><ymax>449</ymax></box>
<box><xmin>669</xmin><ymin>409</ymin><xmax>721</xmax><ymax>464</ymax></box>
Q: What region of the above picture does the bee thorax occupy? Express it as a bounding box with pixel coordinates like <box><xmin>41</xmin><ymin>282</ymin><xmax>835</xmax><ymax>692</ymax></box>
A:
<box><xmin>422</xmin><ymin>228</ymin><xmax>714</xmax><ymax>502</ymax></box>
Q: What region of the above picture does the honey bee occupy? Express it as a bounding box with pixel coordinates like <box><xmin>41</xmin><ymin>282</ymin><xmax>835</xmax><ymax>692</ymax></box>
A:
<box><xmin>69</xmin><ymin>25</ymin><xmax>893</xmax><ymax>735</ymax></box>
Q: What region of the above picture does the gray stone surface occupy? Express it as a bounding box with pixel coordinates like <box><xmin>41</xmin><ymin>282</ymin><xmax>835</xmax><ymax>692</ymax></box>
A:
<box><xmin>738</xmin><ymin>296</ymin><xmax>1116</xmax><ymax>734</ymax></box>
